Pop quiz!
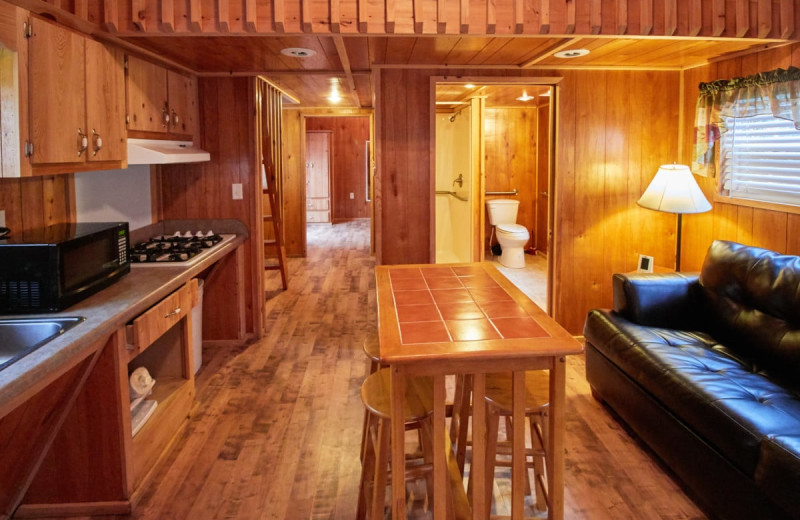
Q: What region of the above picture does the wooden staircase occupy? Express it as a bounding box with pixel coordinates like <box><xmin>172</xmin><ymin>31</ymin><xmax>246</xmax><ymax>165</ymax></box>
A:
<box><xmin>262</xmin><ymin>129</ymin><xmax>288</xmax><ymax>290</ymax></box>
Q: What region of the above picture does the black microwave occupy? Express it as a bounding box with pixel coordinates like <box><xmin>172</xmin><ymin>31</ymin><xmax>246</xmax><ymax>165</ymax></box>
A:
<box><xmin>0</xmin><ymin>222</ymin><xmax>130</xmax><ymax>313</ymax></box>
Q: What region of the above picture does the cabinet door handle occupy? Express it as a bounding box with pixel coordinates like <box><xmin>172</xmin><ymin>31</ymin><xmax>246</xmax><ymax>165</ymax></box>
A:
<box><xmin>171</xmin><ymin>109</ymin><xmax>180</xmax><ymax>129</ymax></box>
<box><xmin>91</xmin><ymin>129</ymin><xmax>102</xmax><ymax>156</ymax></box>
<box><xmin>162</xmin><ymin>107</ymin><xmax>170</xmax><ymax>127</ymax></box>
<box><xmin>164</xmin><ymin>307</ymin><xmax>181</xmax><ymax>318</ymax></box>
<box><xmin>77</xmin><ymin>128</ymin><xmax>88</xmax><ymax>157</ymax></box>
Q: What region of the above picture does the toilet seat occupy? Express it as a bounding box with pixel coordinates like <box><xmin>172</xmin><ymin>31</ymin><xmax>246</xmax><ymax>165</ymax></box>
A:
<box><xmin>496</xmin><ymin>223</ymin><xmax>529</xmax><ymax>236</ymax></box>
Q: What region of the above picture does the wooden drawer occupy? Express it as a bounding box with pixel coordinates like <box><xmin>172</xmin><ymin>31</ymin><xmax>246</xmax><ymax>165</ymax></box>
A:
<box><xmin>126</xmin><ymin>279</ymin><xmax>198</xmax><ymax>358</ymax></box>
<box><xmin>306</xmin><ymin>198</ymin><xmax>329</xmax><ymax>210</ymax></box>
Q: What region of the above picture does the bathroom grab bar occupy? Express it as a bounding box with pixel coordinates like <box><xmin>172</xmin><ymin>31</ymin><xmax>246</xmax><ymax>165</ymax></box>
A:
<box><xmin>485</xmin><ymin>189</ymin><xmax>518</xmax><ymax>196</ymax></box>
<box><xmin>435</xmin><ymin>190</ymin><xmax>468</xmax><ymax>202</ymax></box>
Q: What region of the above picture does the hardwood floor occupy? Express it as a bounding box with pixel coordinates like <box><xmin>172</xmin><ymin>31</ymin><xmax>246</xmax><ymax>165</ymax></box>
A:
<box><xmin>61</xmin><ymin>220</ymin><xmax>705</xmax><ymax>520</ymax></box>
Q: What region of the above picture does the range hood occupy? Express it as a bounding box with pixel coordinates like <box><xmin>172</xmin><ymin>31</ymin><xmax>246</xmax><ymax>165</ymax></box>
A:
<box><xmin>127</xmin><ymin>138</ymin><xmax>211</xmax><ymax>165</ymax></box>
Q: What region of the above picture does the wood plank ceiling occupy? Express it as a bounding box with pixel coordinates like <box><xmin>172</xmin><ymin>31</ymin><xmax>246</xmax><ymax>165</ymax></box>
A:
<box><xmin>11</xmin><ymin>0</ymin><xmax>795</xmax><ymax>107</ymax></box>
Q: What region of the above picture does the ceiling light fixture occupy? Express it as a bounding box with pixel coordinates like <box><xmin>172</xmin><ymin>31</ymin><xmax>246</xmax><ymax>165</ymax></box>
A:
<box><xmin>328</xmin><ymin>78</ymin><xmax>342</xmax><ymax>103</ymax></box>
<box><xmin>464</xmin><ymin>84</ymin><xmax>476</xmax><ymax>89</ymax></box>
<box><xmin>280</xmin><ymin>47</ymin><xmax>317</xmax><ymax>58</ymax></box>
<box><xmin>516</xmin><ymin>90</ymin><xmax>535</xmax><ymax>102</ymax></box>
<box><xmin>554</xmin><ymin>49</ymin><xmax>590</xmax><ymax>59</ymax></box>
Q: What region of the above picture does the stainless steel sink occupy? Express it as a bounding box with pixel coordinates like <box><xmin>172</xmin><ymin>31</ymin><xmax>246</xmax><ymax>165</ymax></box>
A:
<box><xmin>0</xmin><ymin>317</ymin><xmax>85</xmax><ymax>371</ymax></box>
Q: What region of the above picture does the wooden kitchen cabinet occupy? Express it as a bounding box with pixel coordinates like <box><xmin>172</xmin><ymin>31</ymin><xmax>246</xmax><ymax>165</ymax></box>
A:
<box><xmin>126</xmin><ymin>54</ymin><xmax>198</xmax><ymax>141</ymax></box>
<box><xmin>26</xmin><ymin>15</ymin><xmax>125</xmax><ymax>172</ymax></box>
<box><xmin>16</xmin><ymin>280</ymin><xmax>198</xmax><ymax>517</ymax></box>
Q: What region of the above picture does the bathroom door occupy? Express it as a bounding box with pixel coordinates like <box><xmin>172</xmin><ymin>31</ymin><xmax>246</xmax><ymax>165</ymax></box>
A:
<box><xmin>305</xmin><ymin>131</ymin><xmax>331</xmax><ymax>223</ymax></box>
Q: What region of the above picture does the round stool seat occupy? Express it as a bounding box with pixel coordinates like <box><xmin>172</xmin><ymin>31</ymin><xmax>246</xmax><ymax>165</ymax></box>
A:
<box><xmin>485</xmin><ymin>371</ymin><xmax>549</xmax><ymax>413</ymax></box>
<box><xmin>361</xmin><ymin>368</ymin><xmax>433</xmax><ymax>422</ymax></box>
<box><xmin>363</xmin><ymin>335</ymin><xmax>381</xmax><ymax>364</ymax></box>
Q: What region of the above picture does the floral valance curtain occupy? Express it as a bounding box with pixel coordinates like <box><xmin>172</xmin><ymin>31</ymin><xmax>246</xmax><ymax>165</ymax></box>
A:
<box><xmin>692</xmin><ymin>66</ymin><xmax>800</xmax><ymax>177</ymax></box>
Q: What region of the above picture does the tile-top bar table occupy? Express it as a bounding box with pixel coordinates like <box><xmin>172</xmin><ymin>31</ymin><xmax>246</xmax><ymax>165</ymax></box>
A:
<box><xmin>376</xmin><ymin>262</ymin><xmax>583</xmax><ymax>520</ymax></box>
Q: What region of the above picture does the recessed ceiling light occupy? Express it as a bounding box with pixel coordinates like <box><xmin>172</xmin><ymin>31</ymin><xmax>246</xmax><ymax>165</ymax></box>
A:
<box><xmin>464</xmin><ymin>84</ymin><xmax>476</xmax><ymax>89</ymax></box>
<box><xmin>281</xmin><ymin>47</ymin><xmax>316</xmax><ymax>58</ymax></box>
<box><xmin>554</xmin><ymin>49</ymin><xmax>590</xmax><ymax>59</ymax></box>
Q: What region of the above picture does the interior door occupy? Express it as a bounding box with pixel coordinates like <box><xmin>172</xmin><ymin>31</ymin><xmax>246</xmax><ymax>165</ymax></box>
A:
<box><xmin>305</xmin><ymin>131</ymin><xmax>331</xmax><ymax>223</ymax></box>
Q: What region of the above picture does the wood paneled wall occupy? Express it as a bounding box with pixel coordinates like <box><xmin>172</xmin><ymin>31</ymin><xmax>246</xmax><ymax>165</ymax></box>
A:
<box><xmin>306</xmin><ymin>116</ymin><xmax>370</xmax><ymax>221</ymax></box>
<box><xmin>0</xmin><ymin>175</ymin><xmax>74</xmax><ymax>235</ymax></box>
<box><xmin>376</xmin><ymin>68</ymin><xmax>680</xmax><ymax>333</ymax></box>
<box><xmin>679</xmin><ymin>43</ymin><xmax>800</xmax><ymax>271</ymax></box>
<box><xmin>484</xmin><ymin>107</ymin><xmax>538</xmax><ymax>251</ymax></box>
<box><xmin>156</xmin><ymin>77</ymin><xmax>262</xmax><ymax>339</ymax></box>
<box><xmin>19</xmin><ymin>0</ymin><xmax>800</xmax><ymax>38</ymax></box>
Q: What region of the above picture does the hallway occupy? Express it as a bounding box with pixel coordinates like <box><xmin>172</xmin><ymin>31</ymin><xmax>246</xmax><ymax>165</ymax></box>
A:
<box><xmin>121</xmin><ymin>220</ymin><xmax>704</xmax><ymax>520</ymax></box>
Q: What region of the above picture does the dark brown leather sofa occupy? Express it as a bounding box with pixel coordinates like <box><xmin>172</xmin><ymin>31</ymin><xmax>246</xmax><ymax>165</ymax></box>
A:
<box><xmin>584</xmin><ymin>240</ymin><xmax>800</xmax><ymax>520</ymax></box>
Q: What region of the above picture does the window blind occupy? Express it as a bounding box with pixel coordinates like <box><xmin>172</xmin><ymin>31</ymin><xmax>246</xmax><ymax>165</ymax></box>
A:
<box><xmin>719</xmin><ymin>113</ymin><xmax>800</xmax><ymax>207</ymax></box>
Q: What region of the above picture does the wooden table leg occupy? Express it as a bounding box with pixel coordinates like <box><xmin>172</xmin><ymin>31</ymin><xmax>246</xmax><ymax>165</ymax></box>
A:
<box><xmin>433</xmin><ymin>374</ymin><xmax>448</xmax><ymax>519</ymax></box>
<box><xmin>511</xmin><ymin>370</ymin><xmax>526</xmax><ymax>520</ymax></box>
<box><xmin>548</xmin><ymin>357</ymin><xmax>566</xmax><ymax>520</ymax></box>
<box><xmin>471</xmin><ymin>373</ymin><xmax>487</xmax><ymax>520</ymax></box>
<box><xmin>390</xmin><ymin>366</ymin><xmax>407</xmax><ymax>519</ymax></box>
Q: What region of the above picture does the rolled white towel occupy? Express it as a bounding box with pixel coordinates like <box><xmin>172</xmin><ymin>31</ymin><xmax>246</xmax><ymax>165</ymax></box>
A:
<box><xmin>129</xmin><ymin>366</ymin><xmax>155</xmax><ymax>400</ymax></box>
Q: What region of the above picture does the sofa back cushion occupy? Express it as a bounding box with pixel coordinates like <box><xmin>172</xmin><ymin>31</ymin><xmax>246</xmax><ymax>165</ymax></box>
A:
<box><xmin>700</xmin><ymin>240</ymin><xmax>800</xmax><ymax>381</ymax></box>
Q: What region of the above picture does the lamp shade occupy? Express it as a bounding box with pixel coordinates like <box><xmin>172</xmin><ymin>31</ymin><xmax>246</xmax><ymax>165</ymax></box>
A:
<box><xmin>637</xmin><ymin>164</ymin><xmax>712</xmax><ymax>214</ymax></box>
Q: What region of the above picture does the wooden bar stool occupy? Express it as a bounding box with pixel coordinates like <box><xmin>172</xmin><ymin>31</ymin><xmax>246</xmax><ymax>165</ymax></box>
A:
<box><xmin>361</xmin><ymin>335</ymin><xmax>383</xmax><ymax>463</ymax></box>
<box><xmin>357</xmin><ymin>368</ymin><xmax>434</xmax><ymax>520</ymax></box>
<box><xmin>468</xmin><ymin>371</ymin><xmax>550</xmax><ymax>516</ymax></box>
<box><xmin>363</xmin><ymin>335</ymin><xmax>382</xmax><ymax>374</ymax></box>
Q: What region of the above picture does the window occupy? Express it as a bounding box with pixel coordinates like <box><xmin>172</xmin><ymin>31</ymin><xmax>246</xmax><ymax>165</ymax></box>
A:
<box><xmin>719</xmin><ymin>114</ymin><xmax>800</xmax><ymax>207</ymax></box>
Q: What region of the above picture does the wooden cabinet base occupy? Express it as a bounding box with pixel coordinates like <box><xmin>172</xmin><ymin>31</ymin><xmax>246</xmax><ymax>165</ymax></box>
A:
<box><xmin>14</xmin><ymin>501</ymin><xmax>131</xmax><ymax>518</ymax></box>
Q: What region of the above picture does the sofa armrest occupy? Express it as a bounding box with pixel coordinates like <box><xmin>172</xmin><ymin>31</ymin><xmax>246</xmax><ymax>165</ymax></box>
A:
<box><xmin>613</xmin><ymin>272</ymin><xmax>700</xmax><ymax>328</ymax></box>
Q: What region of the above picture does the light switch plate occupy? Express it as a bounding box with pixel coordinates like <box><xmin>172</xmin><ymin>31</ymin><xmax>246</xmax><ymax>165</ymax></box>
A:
<box><xmin>349</xmin><ymin>192</ymin><xmax>354</xmax><ymax>199</ymax></box>
<box><xmin>232</xmin><ymin>183</ymin><xmax>243</xmax><ymax>200</ymax></box>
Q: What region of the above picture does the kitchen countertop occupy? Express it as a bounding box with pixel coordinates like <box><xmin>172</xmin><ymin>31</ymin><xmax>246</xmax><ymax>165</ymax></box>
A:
<box><xmin>0</xmin><ymin>219</ymin><xmax>248</xmax><ymax>419</ymax></box>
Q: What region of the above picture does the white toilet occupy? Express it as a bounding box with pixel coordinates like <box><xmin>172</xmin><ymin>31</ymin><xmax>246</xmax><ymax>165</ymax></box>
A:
<box><xmin>486</xmin><ymin>199</ymin><xmax>530</xmax><ymax>269</ymax></box>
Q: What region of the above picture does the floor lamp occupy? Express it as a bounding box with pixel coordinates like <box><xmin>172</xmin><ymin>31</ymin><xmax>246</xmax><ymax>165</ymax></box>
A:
<box><xmin>637</xmin><ymin>164</ymin><xmax>711</xmax><ymax>271</ymax></box>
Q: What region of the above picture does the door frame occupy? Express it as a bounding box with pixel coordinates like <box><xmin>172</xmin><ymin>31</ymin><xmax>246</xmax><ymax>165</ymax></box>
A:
<box><xmin>431</xmin><ymin>76</ymin><xmax>562</xmax><ymax>316</ymax></box>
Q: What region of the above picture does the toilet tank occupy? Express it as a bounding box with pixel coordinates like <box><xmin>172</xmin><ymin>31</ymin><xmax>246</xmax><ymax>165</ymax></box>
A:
<box><xmin>486</xmin><ymin>199</ymin><xmax>520</xmax><ymax>225</ymax></box>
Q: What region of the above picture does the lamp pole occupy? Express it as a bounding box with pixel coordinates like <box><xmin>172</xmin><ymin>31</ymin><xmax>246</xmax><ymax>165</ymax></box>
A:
<box><xmin>676</xmin><ymin>213</ymin><xmax>683</xmax><ymax>272</ymax></box>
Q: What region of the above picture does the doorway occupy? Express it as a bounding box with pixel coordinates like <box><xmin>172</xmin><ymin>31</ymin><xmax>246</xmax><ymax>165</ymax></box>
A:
<box><xmin>433</xmin><ymin>79</ymin><xmax>556</xmax><ymax>312</ymax></box>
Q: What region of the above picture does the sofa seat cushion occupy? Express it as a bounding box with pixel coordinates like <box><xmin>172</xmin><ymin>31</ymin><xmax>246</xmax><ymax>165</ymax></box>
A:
<box><xmin>756</xmin><ymin>435</ymin><xmax>800</xmax><ymax>515</ymax></box>
<box><xmin>585</xmin><ymin>309</ymin><xmax>800</xmax><ymax>477</ymax></box>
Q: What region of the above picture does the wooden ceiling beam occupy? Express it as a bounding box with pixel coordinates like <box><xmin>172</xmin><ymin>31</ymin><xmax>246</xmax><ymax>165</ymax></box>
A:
<box><xmin>590</xmin><ymin>0</ymin><xmax>601</xmax><ymax>35</ymax></box>
<box><xmin>274</xmin><ymin>0</ymin><xmax>285</xmax><ymax>32</ymax></box>
<box><xmin>218</xmin><ymin>0</ymin><xmax>229</xmax><ymax>32</ymax></box>
<box><xmin>616</xmin><ymin>0</ymin><xmax>626</xmax><ymax>34</ymax></box>
<box><xmin>664</xmin><ymin>0</ymin><xmax>676</xmax><ymax>36</ymax></box>
<box><xmin>539</xmin><ymin>0</ymin><xmax>550</xmax><ymax>33</ymax></box>
<box><xmin>414</xmin><ymin>0</ymin><xmax>423</xmax><ymax>33</ymax></box>
<box><xmin>780</xmin><ymin>0</ymin><xmax>794</xmax><ymax>39</ymax></box>
<box><xmin>640</xmin><ymin>0</ymin><xmax>652</xmax><ymax>35</ymax></box>
<box><xmin>735</xmin><ymin>0</ymin><xmax>749</xmax><ymax>37</ymax></box>
<box><xmin>359</xmin><ymin>0</ymin><xmax>368</xmax><ymax>32</ymax></box>
<box><xmin>333</xmin><ymin>35</ymin><xmax>361</xmax><ymax>106</ymax></box>
<box><xmin>161</xmin><ymin>0</ymin><xmax>174</xmax><ymax>32</ymax></box>
<box><xmin>189</xmin><ymin>0</ymin><xmax>202</xmax><ymax>32</ymax></box>
<box><xmin>459</xmin><ymin>0</ymin><xmax>468</xmax><ymax>33</ymax></box>
<box><xmin>713</xmin><ymin>0</ymin><xmax>726</xmax><ymax>37</ymax></box>
<box><xmin>758</xmin><ymin>0</ymin><xmax>772</xmax><ymax>38</ymax></box>
<box><xmin>102</xmin><ymin>0</ymin><xmax>117</xmax><ymax>32</ymax></box>
<box><xmin>331</xmin><ymin>0</ymin><xmax>341</xmax><ymax>32</ymax></box>
<box><xmin>386</xmin><ymin>0</ymin><xmax>396</xmax><ymax>33</ymax></box>
<box><xmin>245</xmin><ymin>0</ymin><xmax>257</xmax><ymax>32</ymax></box>
<box><xmin>132</xmin><ymin>0</ymin><xmax>146</xmax><ymax>32</ymax></box>
<box><xmin>688</xmin><ymin>0</ymin><xmax>701</xmax><ymax>36</ymax></box>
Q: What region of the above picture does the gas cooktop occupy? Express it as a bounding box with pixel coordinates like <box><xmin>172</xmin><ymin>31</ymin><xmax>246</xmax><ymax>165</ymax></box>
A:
<box><xmin>129</xmin><ymin>231</ymin><xmax>236</xmax><ymax>267</ymax></box>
